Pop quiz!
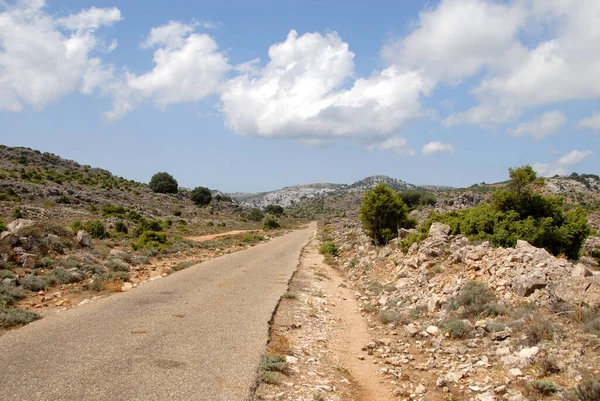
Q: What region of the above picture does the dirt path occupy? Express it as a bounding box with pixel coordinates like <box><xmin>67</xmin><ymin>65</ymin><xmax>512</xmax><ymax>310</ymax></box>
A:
<box><xmin>255</xmin><ymin>237</ymin><xmax>394</xmax><ymax>400</ymax></box>
<box><xmin>185</xmin><ymin>229</ymin><xmax>258</xmax><ymax>242</ymax></box>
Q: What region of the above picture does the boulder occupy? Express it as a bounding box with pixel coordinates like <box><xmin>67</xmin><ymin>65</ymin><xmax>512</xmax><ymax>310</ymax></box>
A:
<box><xmin>572</xmin><ymin>264</ymin><xmax>593</xmax><ymax>278</ymax></box>
<box><xmin>18</xmin><ymin>253</ymin><xmax>36</xmax><ymax>269</ymax></box>
<box><xmin>76</xmin><ymin>230</ymin><xmax>92</xmax><ymax>248</ymax></box>
<box><xmin>7</xmin><ymin>219</ymin><xmax>35</xmax><ymax>233</ymax></box>
<box><xmin>511</xmin><ymin>269</ymin><xmax>547</xmax><ymax>296</ymax></box>
<box><xmin>398</xmin><ymin>228</ymin><xmax>417</xmax><ymax>239</ymax></box>
<box><xmin>549</xmin><ymin>277</ymin><xmax>600</xmax><ymax>307</ymax></box>
<box><xmin>0</xmin><ymin>232</ymin><xmax>18</xmax><ymax>248</ymax></box>
<box><xmin>429</xmin><ymin>222</ymin><xmax>450</xmax><ymax>238</ymax></box>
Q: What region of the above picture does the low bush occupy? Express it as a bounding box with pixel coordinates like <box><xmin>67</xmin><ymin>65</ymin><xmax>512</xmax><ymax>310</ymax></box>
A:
<box><xmin>0</xmin><ymin>307</ymin><xmax>40</xmax><ymax>328</ymax></box>
<box><xmin>131</xmin><ymin>231</ymin><xmax>168</xmax><ymax>250</ymax></box>
<box><xmin>0</xmin><ymin>282</ymin><xmax>25</xmax><ymax>306</ymax></box>
<box><xmin>126</xmin><ymin>211</ymin><xmax>144</xmax><ymax>223</ymax></box>
<box><xmin>263</xmin><ymin>217</ymin><xmax>280</xmax><ymax>230</ymax></box>
<box><xmin>444</xmin><ymin>319</ymin><xmax>469</xmax><ymax>339</ymax></box>
<box><xmin>448</xmin><ymin>281</ymin><xmax>505</xmax><ymax>319</ymax></box>
<box><xmin>216</xmin><ymin>222</ymin><xmax>226</xmax><ymax>227</ymax></box>
<box><xmin>247</xmin><ymin>208</ymin><xmax>264</xmax><ymax>222</ymax></box>
<box><xmin>562</xmin><ymin>378</ymin><xmax>600</xmax><ymax>401</ymax></box>
<box><xmin>105</xmin><ymin>259</ymin><xmax>130</xmax><ymax>273</ymax></box>
<box><xmin>319</xmin><ymin>241</ymin><xmax>339</xmax><ymax>257</ymax></box>
<box><xmin>172</xmin><ymin>209</ymin><xmax>182</xmax><ymax>217</ymax></box>
<box><xmin>523</xmin><ymin>317</ymin><xmax>555</xmax><ymax>346</ymax></box>
<box><xmin>56</xmin><ymin>194</ymin><xmax>71</xmax><ymax>204</ymax></box>
<box><xmin>46</xmin><ymin>267</ymin><xmax>82</xmax><ymax>284</ymax></box>
<box><xmin>101</xmin><ymin>203</ymin><xmax>127</xmax><ymax>217</ymax></box>
<box><xmin>84</xmin><ymin>220</ymin><xmax>106</xmax><ymax>239</ymax></box>
<box><xmin>259</xmin><ymin>353</ymin><xmax>289</xmax><ymax>374</ymax></box>
<box><xmin>529</xmin><ymin>380</ymin><xmax>560</xmax><ymax>396</ymax></box>
<box><xmin>241</xmin><ymin>234</ymin><xmax>265</xmax><ymax>244</ymax></box>
<box><xmin>205</xmin><ymin>221</ymin><xmax>214</xmax><ymax>227</ymax></box>
<box><xmin>36</xmin><ymin>256</ymin><xmax>55</xmax><ymax>269</ymax></box>
<box><xmin>0</xmin><ymin>219</ymin><xmax>6</xmax><ymax>232</ymax></box>
<box><xmin>114</xmin><ymin>221</ymin><xmax>128</xmax><ymax>234</ymax></box>
<box><xmin>20</xmin><ymin>275</ymin><xmax>47</xmax><ymax>291</ymax></box>
<box><xmin>265</xmin><ymin>205</ymin><xmax>284</xmax><ymax>216</ymax></box>
<box><xmin>11</xmin><ymin>208</ymin><xmax>22</xmax><ymax>219</ymax></box>
<box><xmin>379</xmin><ymin>309</ymin><xmax>403</xmax><ymax>325</ymax></box>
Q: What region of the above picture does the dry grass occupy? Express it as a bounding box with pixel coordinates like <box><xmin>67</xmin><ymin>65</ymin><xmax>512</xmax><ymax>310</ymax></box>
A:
<box><xmin>269</xmin><ymin>334</ymin><xmax>291</xmax><ymax>355</ymax></box>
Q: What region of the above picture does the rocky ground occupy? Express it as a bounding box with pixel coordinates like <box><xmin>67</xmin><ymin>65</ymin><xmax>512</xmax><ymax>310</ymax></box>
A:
<box><xmin>258</xmin><ymin>218</ymin><xmax>600</xmax><ymax>400</ymax></box>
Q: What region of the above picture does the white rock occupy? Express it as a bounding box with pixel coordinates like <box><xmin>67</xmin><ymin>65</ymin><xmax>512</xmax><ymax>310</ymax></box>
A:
<box><xmin>508</xmin><ymin>368</ymin><xmax>523</xmax><ymax>378</ymax></box>
<box><xmin>518</xmin><ymin>347</ymin><xmax>539</xmax><ymax>360</ymax></box>
<box><xmin>426</xmin><ymin>325</ymin><xmax>440</xmax><ymax>335</ymax></box>
<box><xmin>7</xmin><ymin>219</ymin><xmax>35</xmax><ymax>233</ymax></box>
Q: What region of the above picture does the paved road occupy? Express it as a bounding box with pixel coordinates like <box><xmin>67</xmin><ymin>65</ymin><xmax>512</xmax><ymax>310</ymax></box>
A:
<box><xmin>0</xmin><ymin>223</ymin><xmax>315</xmax><ymax>401</ymax></box>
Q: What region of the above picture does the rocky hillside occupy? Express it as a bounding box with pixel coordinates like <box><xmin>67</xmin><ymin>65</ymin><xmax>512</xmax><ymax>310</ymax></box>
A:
<box><xmin>320</xmin><ymin>218</ymin><xmax>600</xmax><ymax>400</ymax></box>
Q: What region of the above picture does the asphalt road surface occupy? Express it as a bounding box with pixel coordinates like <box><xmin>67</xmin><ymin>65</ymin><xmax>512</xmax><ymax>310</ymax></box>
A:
<box><xmin>0</xmin><ymin>222</ymin><xmax>315</xmax><ymax>401</ymax></box>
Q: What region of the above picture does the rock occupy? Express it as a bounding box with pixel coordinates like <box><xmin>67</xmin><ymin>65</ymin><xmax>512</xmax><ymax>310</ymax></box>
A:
<box><xmin>399</xmin><ymin>228</ymin><xmax>417</xmax><ymax>239</ymax></box>
<box><xmin>491</xmin><ymin>331</ymin><xmax>511</xmax><ymax>341</ymax></box>
<box><xmin>572</xmin><ymin>264</ymin><xmax>593</xmax><ymax>278</ymax></box>
<box><xmin>18</xmin><ymin>253</ymin><xmax>36</xmax><ymax>269</ymax></box>
<box><xmin>285</xmin><ymin>355</ymin><xmax>299</xmax><ymax>364</ymax></box>
<box><xmin>508</xmin><ymin>368</ymin><xmax>523</xmax><ymax>377</ymax></box>
<box><xmin>429</xmin><ymin>222</ymin><xmax>450</xmax><ymax>238</ymax></box>
<box><xmin>511</xmin><ymin>269</ymin><xmax>547</xmax><ymax>296</ymax></box>
<box><xmin>404</xmin><ymin>324</ymin><xmax>420</xmax><ymax>337</ymax></box>
<box><xmin>415</xmin><ymin>384</ymin><xmax>426</xmax><ymax>394</ymax></box>
<box><xmin>7</xmin><ymin>219</ymin><xmax>35</xmax><ymax>233</ymax></box>
<box><xmin>549</xmin><ymin>277</ymin><xmax>600</xmax><ymax>307</ymax></box>
<box><xmin>77</xmin><ymin>230</ymin><xmax>92</xmax><ymax>248</ymax></box>
<box><xmin>445</xmin><ymin>371</ymin><xmax>464</xmax><ymax>383</ymax></box>
<box><xmin>426</xmin><ymin>325</ymin><xmax>440</xmax><ymax>335</ymax></box>
<box><xmin>518</xmin><ymin>347</ymin><xmax>538</xmax><ymax>361</ymax></box>
<box><xmin>121</xmin><ymin>282</ymin><xmax>133</xmax><ymax>292</ymax></box>
<box><xmin>436</xmin><ymin>377</ymin><xmax>447</xmax><ymax>387</ymax></box>
<box><xmin>496</xmin><ymin>347</ymin><xmax>511</xmax><ymax>356</ymax></box>
<box><xmin>476</xmin><ymin>393</ymin><xmax>496</xmax><ymax>401</ymax></box>
<box><xmin>0</xmin><ymin>232</ymin><xmax>18</xmax><ymax>247</ymax></box>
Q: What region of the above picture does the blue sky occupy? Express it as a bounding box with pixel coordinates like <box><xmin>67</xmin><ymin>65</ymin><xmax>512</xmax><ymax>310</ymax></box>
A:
<box><xmin>0</xmin><ymin>0</ymin><xmax>599</xmax><ymax>192</ymax></box>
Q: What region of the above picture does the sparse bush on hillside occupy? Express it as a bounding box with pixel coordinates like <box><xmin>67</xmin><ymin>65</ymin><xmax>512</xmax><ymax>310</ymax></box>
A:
<box><xmin>149</xmin><ymin>172</ymin><xmax>178</xmax><ymax>194</ymax></box>
<box><xmin>191</xmin><ymin>186</ymin><xmax>212</xmax><ymax>206</ymax></box>
<box><xmin>102</xmin><ymin>203</ymin><xmax>127</xmax><ymax>217</ymax></box>
<box><xmin>448</xmin><ymin>281</ymin><xmax>505</xmax><ymax>319</ymax></box>
<box><xmin>172</xmin><ymin>209</ymin><xmax>182</xmax><ymax>217</ymax></box>
<box><xmin>0</xmin><ymin>219</ymin><xmax>6</xmax><ymax>233</ymax></box>
<box><xmin>398</xmin><ymin>190</ymin><xmax>436</xmax><ymax>210</ymax></box>
<box><xmin>214</xmin><ymin>194</ymin><xmax>232</xmax><ymax>202</ymax></box>
<box><xmin>131</xmin><ymin>231</ymin><xmax>168</xmax><ymax>250</ymax></box>
<box><xmin>56</xmin><ymin>194</ymin><xmax>71</xmax><ymax>204</ymax></box>
<box><xmin>69</xmin><ymin>220</ymin><xmax>107</xmax><ymax>239</ymax></box>
<box><xmin>20</xmin><ymin>275</ymin><xmax>47</xmax><ymax>292</ymax></box>
<box><xmin>114</xmin><ymin>221</ymin><xmax>128</xmax><ymax>234</ymax></box>
<box><xmin>0</xmin><ymin>307</ymin><xmax>39</xmax><ymax>328</ymax></box>
<box><xmin>562</xmin><ymin>378</ymin><xmax>600</xmax><ymax>401</ymax></box>
<box><xmin>126</xmin><ymin>211</ymin><xmax>144</xmax><ymax>223</ymax></box>
<box><xmin>11</xmin><ymin>208</ymin><xmax>23</xmax><ymax>219</ymax></box>
<box><xmin>263</xmin><ymin>217</ymin><xmax>280</xmax><ymax>230</ymax></box>
<box><xmin>359</xmin><ymin>183</ymin><xmax>412</xmax><ymax>245</ymax></box>
<box><xmin>319</xmin><ymin>241</ymin><xmax>339</xmax><ymax>257</ymax></box>
<box><xmin>247</xmin><ymin>208</ymin><xmax>264</xmax><ymax>222</ymax></box>
<box><xmin>424</xmin><ymin>166</ymin><xmax>591</xmax><ymax>259</ymax></box>
<box><xmin>265</xmin><ymin>204</ymin><xmax>284</xmax><ymax>216</ymax></box>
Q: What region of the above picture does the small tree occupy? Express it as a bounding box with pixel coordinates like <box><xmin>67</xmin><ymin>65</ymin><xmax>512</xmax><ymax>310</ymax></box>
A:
<box><xmin>149</xmin><ymin>172</ymin><xmax>178</xmax><ymax>194</ymax></box>
<box><xmin>359</xmin><ymin>183</ymin><xmax>410</xmax><ymax>245</ymax></box>
<box><xmin>247</xmin><ymin>208</ymin><xmax>264</xmax><ymax>222</ymax></box>
<box><xmin>265</xmin><ymin>205</ymin><xmax>284</xmax><ymax>216</ymax></box>
<box><xmin>191</xmin><ymin>186</ymin><xmax>212</xmax><ymax>206</ymax></box>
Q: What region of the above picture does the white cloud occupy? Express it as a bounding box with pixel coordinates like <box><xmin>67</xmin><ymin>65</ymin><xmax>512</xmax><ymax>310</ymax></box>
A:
<box><xmin>445</xmin><ymin>0</ymin><xmax>600</xmax><ymax>126</ymax></box>
<box><xmin>533</xmin><ymin>150</ymin><xmax>594</xmax><ymax>176</ymax></box>
<box><xmin>507</xmin><ymin>110</ymin><xmax>566</xmax><ymax>139</ymax></box>
<box><xmin>382</xmin><ymin>0</ymin><xmax>527</xmax><ymax>82</ymax></box>
<box><xmin>578</xmin><ymin>112</ymin><xmax>600</xmax><ymax>132</ymax></box>
<box><xmin>422</xmin><ymin>141</ymin><xmax>455</xmax><ymax>155</ymax></box>
<box><xmin>105</xmin><ymin>21</ymin><xmax>230</xmax><ymax>121</ymax></box>
<box><xmin>368</xmin><ymin>136</ymin><xmax>415</xmax><ymax>156</ymax></box>
<box><xmin>220</xmin><ymin>30</ymin><xmax>433</xmax><ymax>140</ymax></box>
<box><xmin>0</xmin><ymin>0</ymin><xmax>120</xmax><ymax>111</ymax></box>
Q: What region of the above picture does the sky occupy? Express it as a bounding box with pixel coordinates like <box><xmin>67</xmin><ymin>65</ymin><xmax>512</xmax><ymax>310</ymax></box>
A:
<box><xmin>0</xmin><ymin>0</ymin><xmax>599</xmax><ymax>192</ymax></box>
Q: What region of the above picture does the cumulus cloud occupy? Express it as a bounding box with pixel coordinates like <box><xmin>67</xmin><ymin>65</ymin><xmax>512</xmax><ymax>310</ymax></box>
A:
<box><xmin>382</xmin><ymin>0</ymin><xmax>527</xmax><ymax>82</ymax></box>
<box><xmin>422</xmin><ymin>141</ymin><xmax>455</xmax><ymax>155</ymax></box>
<box><xmin>507</xmin><ymin>111</ymin><xmax>566</xmax><ymax>139</ymax></box>
<box><xmin>220</xmin><ymin>30</ymin><xmax>434</xmax><ymax>140</ymax></box>
<box><xmin>444</xmin><ymin>0</ymin><xmax>600</xmax><ymax>126</ymax></box>
<box><xmin>105</xmin><ymin>21</ymin><xmax>230</xmax><ymax>121</ymax></box>
<box><xmin>0</xmin><ymin>0</ymin><xmax>120</xmax><ymax>111</ymax></box>
<box><xmin>368</xmin><ymin>136</ymin><xmax>415</xmax><ymax>156</ymax></box>
<box><xmin>533</xmin><ymin>150</ymin><xmax>594</xmax><ymax>176</ymax></box>
<box><xmin>578</xmin><ymin>112</ymin><xmax>600</xmax><ymax>132</ymax></box>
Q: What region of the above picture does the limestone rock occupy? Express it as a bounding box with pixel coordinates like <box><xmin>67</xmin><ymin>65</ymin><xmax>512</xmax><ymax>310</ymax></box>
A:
<box><xmin>7</xmin><ymin>219</ymin><xmax>35</xmax><ymax>233</ymax></box>
<box><xmin>77</xmin><ymin>230</ymin><xmax>93</xmax><ymax>248</ymax></box>
<box><xmin>511</xmin><ymin>269</ymin><xmax>546</xmax><ymax>296</ymax></box>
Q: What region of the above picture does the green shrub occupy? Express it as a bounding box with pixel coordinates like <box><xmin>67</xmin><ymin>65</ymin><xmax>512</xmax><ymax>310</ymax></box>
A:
<box><xmin>131</xmin><ymin>231</ymin><xmax>168</xmax><ymax>250</ymax></box>
<box><xmin>359</xmin><ymin>183</ymin><xmax>411</xmax><ymax>245</ymax></box>
<box><xmin>444</xmin><ymin>319</ymin><xmax>469</xmax><ymax>339</ymax></box>
<box><xmin>530</xmin><ymin>380</ymin><xmax>560</xmax><ymax>395</ymax></box>
<box><xmin>379</xmin><ymin>309</ymin><xmax>403</xmax><ymax>325</ymax></box>
<box><xmin>247</xmin><ymin>208</ymin><xmax>264</xmax><ymax>222</ymax></box>
<box><xmin>319</xmin><ymin>241</ymin><xmax>339</xmax><ymax>256</ymax></box>
<box><xmin>424</xmin><ymin>166</ymin><xmax>590</xmax><ymax>259</ymax></box>
<box><xmin>36</xmin><ymin>256</ymin><xmax>55</xmax><ymax>269</ymax></box>
<box><xmin>101</xmin><ymin>203</ymin><xmax>126</xmax><ymax>217</ymax></box>
<box><xmin>105</xmin><ymin>259</ymin><xmax>130</xmax><ymax>272</ymax></box>
<box><xmin>46</xmin><ymin>267</ymin><xmax>81</xmax><ymax>284</ymax></box>
<box><xmin>0</xmin><ymin>282</ymin><xmax>25</xmax><ymax>306</ymax></box>
<box><xmin>448</xmin><ymin>281</ymin><xmax>505</xmax><ymax>319</ymax></box>
<box><xmin>149</xmin><ymin>172</ymin><xmax>178</xmax><ymax>194</ymax></box>
<box><xmin>0</xmin><ymin>219</ymin><xmax>6</xmax><ymax>232</ymax></box>
<box><xmin>216</xmin><ymin>222</ymin><xmax>226</xmax><ymax>227</ymax></box>
<box><xmin>56</xmin><ymin>194</ymin><xmax>71</xmax><ymax>204</ymax></box>
<box><xmin>133</xmin><ymin>219</ymin><xmax>163</xmax><ymax>235</ymax></box>
<box><xmin>21</xmin><ymin>275</ymin><xmax>47</xmax><ymax>291</ymax></box>
<box><xmin>592</xmin><ymin>249</ymin><xmax>600</xmax><ymax>263</ymax></box>
<box><xmin>241</xmin><ymin>234</ymin><xmax>265</xmax><ymax>243</ymax></box>
<box><xmin>265</xmin><ymin>205</ymin><xmax>284</xmax><ymax>216</ymax></box>
<box><xmin>114</xmin><ymin>221</ymin><xmax>128</xmax><ymax>234</ymax></box>
<box><xmin>0</xmin><ymin>307</ymin><xmax>40</xmax><ymax>328</ymax></box>
<box><xmin>84</xmin><ymin>220</ymin><xmax>106</xmax><ymax>239</ymax></box>
<box><xmin>263</xmin><ymin>217</ymin><xmax>281</xmax><ymax>230</ymax></box>
<box><xmin>11</xmin><ymin>208</ymin><xmax>23</xmax><ymax>219</ymax></box>
<box><xmin>205</xmin><ymin>221</ymin><xmax>214</xmax><ymax>227</ymax></box>
<box><xmin>562</xmin><ymin>378</ymin><xmax>600</xmax><ymax>401</ymax></box>
<box><xmin>398</xmin><ymin>190</ymin><xmax>436</xmax><ymax>210</ymax></box>
<box><xmin>172</xmin><ymin>209</ymin><xmax>182</xmax><ymax>217</ymax></box>
<box><xmin>191</xmin><ymin>186</ymin><xmax>212</xmax><ymax>206</ymax></box>
<box><xmin>259</xmin><ymin>353</ymin><xmax>289</xmax><ymax>374</ymax></box>
<box><xmin>126</xmin><ymin>211</ymin><xmax>143</xmax><ymax>223</ymax></box>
